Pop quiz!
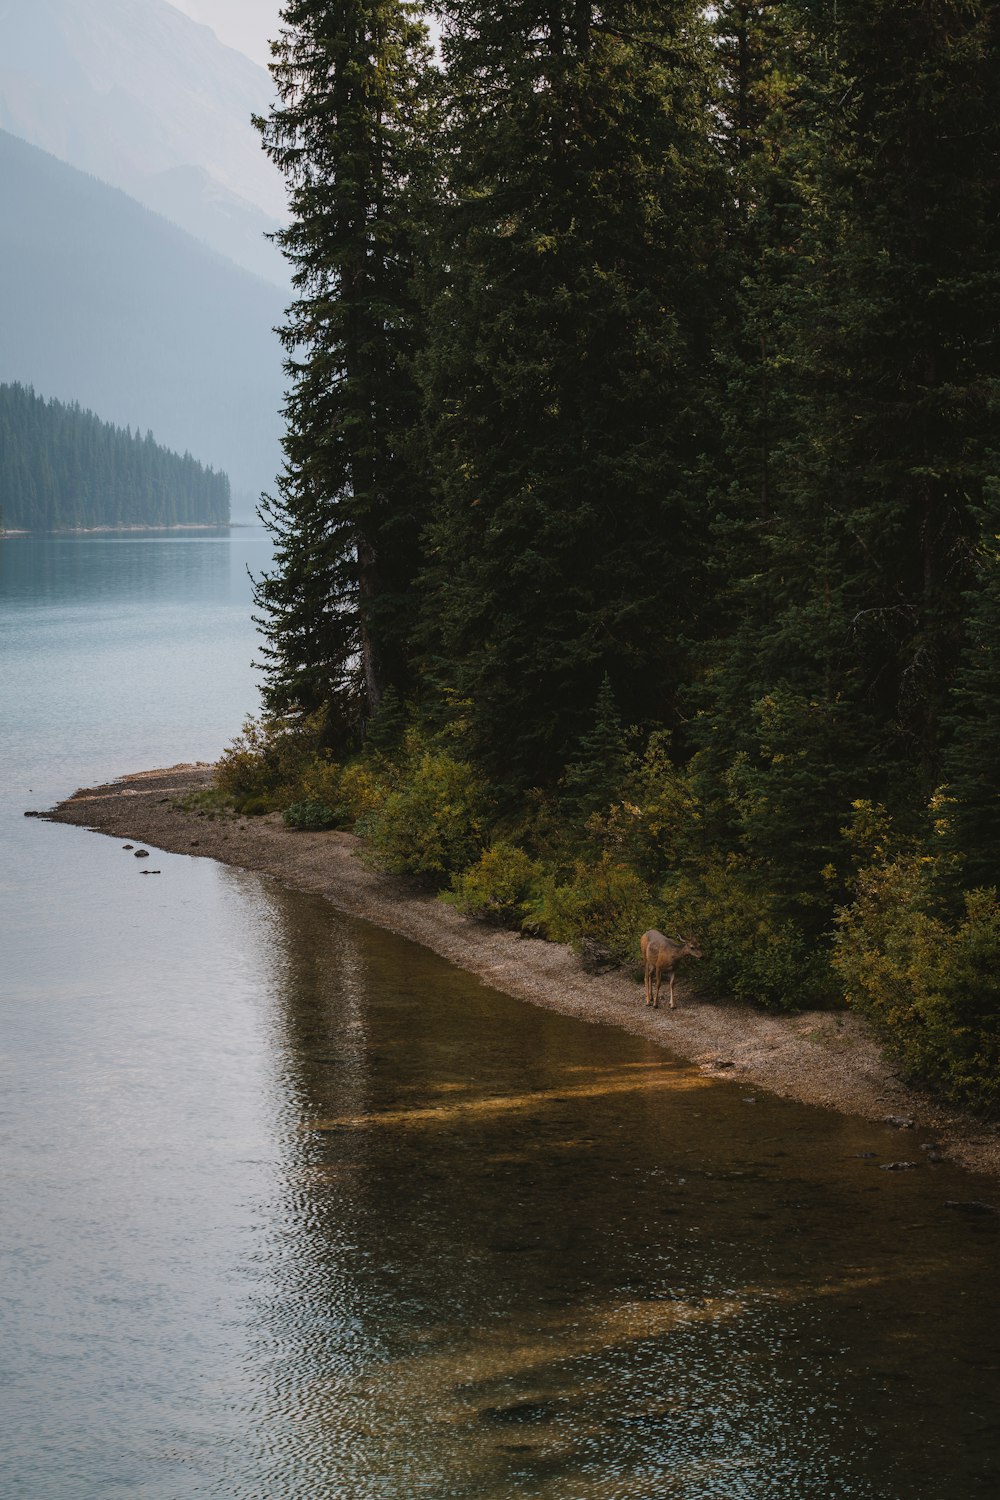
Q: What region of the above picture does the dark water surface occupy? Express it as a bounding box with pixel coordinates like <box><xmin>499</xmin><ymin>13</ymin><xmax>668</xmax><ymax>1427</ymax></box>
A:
<box><xmin>2</xmin><ymin>532</ymin><xmax>998</xmax><ymax>1499</ymax></box>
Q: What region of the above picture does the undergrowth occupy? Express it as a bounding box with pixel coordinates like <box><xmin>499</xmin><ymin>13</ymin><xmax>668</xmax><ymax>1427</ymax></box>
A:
<box><xmin>207</xmin><ymin>714</ymin><xmax>1000</xmax><ymax>1111</ymax></box>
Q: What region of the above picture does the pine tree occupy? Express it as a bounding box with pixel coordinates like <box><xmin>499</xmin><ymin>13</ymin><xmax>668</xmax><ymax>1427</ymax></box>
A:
<box><xmin>561</xmin><ymin>673</ymin><xmax>632</xmax><ymax>822</ymax></box>
<box><xmin>418</xmin><ymin>0</ymin><xmax>724</xmax><ymax>787</ymax></box>
<box><xmin>254</xmin><ymin>0</ymin><xmax>436</xmax><ymax>740</ymax></box>
<box><xmin>696</xmin><ymin>0</ymin><xmax>1000</xmax><ymax>902</ymax></box>
<box><xmin>0</xmin><ymin>383</ymin><xmax>229</xmax><ymax>530</ymax></box>
<box><xmin>943</xmin><ymin>482</ymin><xmax>1000</xmax><ymax>890</ymax></box>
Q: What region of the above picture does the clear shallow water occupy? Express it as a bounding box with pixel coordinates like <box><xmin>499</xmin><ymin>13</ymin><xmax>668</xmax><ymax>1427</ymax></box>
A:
<box><xmin>1</xmin><ymin>531</ymin><xmax>999</xmax><ymax>1499</ymax></box>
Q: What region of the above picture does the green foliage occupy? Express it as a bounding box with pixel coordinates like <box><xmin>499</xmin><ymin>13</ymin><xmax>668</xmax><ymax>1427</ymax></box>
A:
<box><xmin>172</xmin><ymin>787</ymin><xmax>233</xmax><ymax>818</ymax></box>
<box><xmin>214</xmin><ymin>712</ymin><xmax>325</xmax><ymax>809</ymax></box>
<box><xmin>229</xmin><ymin>0</ymin><xmax>1000</xmax><ymax>1101</ymax></box>
<box><xmin>835</xmin><ymin>855</ymin><xmax>1000</xmax><ymax>1113</ymax></box>
<box><xmin>296</xmin><ymin>755</ymin><xmax>345</xmax><ymax>811</ymax></box>
<box><xmin>283</xmin><ymin>799</ymin><xmax>345</xmax><ymax>831</ymax></box>
<box><xmin>942</xmin><ymin>482</ymin><xmax>1000</xmax><ymax>889</ymax></box>
<box><xmin>538</xmin><ymin>854</ymin><xmax>659</xmax><ymax>968</ymax></box>
<box><xmin>587</xmin><ymin>730</ymin><xmax>701</xmax><ymax>883</ymax></box>
<box><xmin>561</xmin><ymin>675</ymin><xmax>634</xmax><ymax>824</ymax></box>
<box><xmin>360</xmin><ymin>745</ymin><xmax>488</xmax><ymax>882</ymax></box>
<box><xmin>365</xmin><ymin>685</ymin><xmax>409</xmax><ymax>755</ymax></box>
<box><xmin>661</xmin><ymin>859</ymin><xmax>838</xmax><ymax>1012</ymax></box>
<box><xmin>254</xmin><ymin>0</ymin><xmax>438</xmax><ymax>732</ymax></box>
<box><xmin>0</xmin><ymin>382</ymin><xmax>229</xmax><ymax>531</ymax></box>
<box><xmin>445</xmin><ymin>842</ymin><xmax>543</xmax><ymax>928</ymax></box>
<box><xmin>338</xmin><ymin>758</ymin><xmax>396</xmax><ymax>824</ymax></box>
<box><xmin>240</xmin><ymin>796</ymin><xmax>275</xmax><ymax>817</ymax></box>
<box><xmin>418</xmin><ymin>0</ymin><xmax>725</xmax><ymax>786</ymax></box>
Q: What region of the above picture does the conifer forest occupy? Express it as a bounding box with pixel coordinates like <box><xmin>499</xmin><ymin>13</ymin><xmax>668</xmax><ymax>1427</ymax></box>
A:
<box><xmin>238</xmin><ymin>0</ymin><xmax>1000</xmax><ymax>1111</ymax></box>
<box><xmin>0</xmin><ymin>383</ymin><xmax>231</xmax><ymax>531</ymax></box>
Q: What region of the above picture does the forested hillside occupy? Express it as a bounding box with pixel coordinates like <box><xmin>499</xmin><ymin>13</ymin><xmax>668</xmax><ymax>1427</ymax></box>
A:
<box><xmin>0</xmin><ymin>384</ymin><xmax>229</xmax><ymax>530</ymax></box>
<box><xmin>232</xmin><ymin>0</ymin><xmax>1000</xmax><ymax>1111</ymax></box>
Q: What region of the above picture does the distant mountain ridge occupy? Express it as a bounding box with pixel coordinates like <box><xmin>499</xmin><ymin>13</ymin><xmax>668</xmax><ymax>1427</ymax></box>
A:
<box><xmin>0</xmin><ymin>0</ymin><xmax>286</xmax><ymax>284</ymax></box>
<box><xmin>0</xmin><ymin>129</ymin><xmax>285</xmax><ymax>499</ymax></box>
<box><xmin>168</xmin><ymin>0</ymin><xmax>277</xmax><ymax>69</ymax></box>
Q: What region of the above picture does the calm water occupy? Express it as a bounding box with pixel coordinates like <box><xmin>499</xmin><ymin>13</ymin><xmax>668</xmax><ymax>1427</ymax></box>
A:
<box><xmin>1</xmin><ymin>531</ymin><xmax>999</xmax><ymax>1500</ymax></box>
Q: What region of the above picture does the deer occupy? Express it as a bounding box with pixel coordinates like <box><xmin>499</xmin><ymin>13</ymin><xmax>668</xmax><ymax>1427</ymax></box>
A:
<box><xmin>640</xmin><ymin>929</ymin><xmax>703</xmax><ymax>1010</ymax></box>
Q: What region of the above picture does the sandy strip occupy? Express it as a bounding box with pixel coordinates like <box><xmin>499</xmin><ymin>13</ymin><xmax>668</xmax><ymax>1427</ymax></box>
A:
<box><xmin>44</xmin><ymin>764</ymin><xmax>1000</xmax><ymax>1181</ymax></box>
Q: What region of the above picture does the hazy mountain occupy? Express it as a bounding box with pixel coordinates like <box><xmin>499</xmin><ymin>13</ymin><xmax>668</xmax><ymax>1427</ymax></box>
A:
<box><xmin>0</xmin><ymin>129</ymin><xmax>286</xmax><ymax>499</ymax></box>
<box><xmin>168</xmin><ymin>0</ymin><xmax>278</xmax><ymax>69</ymax></box>
<box><xmin>0</xmin><ymin>0</ymin><xmax>287</xmax><ymax>285</ymax></box>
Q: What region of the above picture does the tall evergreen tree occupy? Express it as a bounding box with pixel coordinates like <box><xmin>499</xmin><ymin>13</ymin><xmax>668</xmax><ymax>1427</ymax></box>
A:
<box><xmin>943</xmin><ymin>482</ymin><xmax>1000</xmax><ymax>890</ymax></box>
<box><xmin>254</xmin><ymin>0</ymin><xmax>436</xmax><ymax>739</ymax></box>
<box><xmin>418</xmin><ymin>0</ymin><xmax>724</xmax><ymax>787</ymax></box>
<box><xmin>696</xmin><ymin>0</ymin><xmax>1000</xmax><ymax>903</ymax></box>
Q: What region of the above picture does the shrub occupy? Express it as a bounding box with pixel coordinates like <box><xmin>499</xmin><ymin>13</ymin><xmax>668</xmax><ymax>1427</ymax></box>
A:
<box><xmin>445</xmin><ymin>842</ymin><xmax>543</xmax><ymax>927</ymax></box>
<box><xmin>338</xmin><ymin>757</ymin><xmax>395</xmax><ymax>823</ymax></box>
<box><xmin>661</xmin><ymin>858</ymin><xmax>837</xmax><ymax>1012</ymax></box>
<box><xmin>589</xmin><ymin>730</ymin><xmax>702</xmax><ymax>881</ymax></box>
<box><xmin>835</xmin><ymin>855</ymin><xmax>1000</xmax><ymax>1112</ymax></box>
<box><xmin>215</xmin><ymin>712</ymin><xmax>323</xmax><ymax>808</ymax></box>
<box><xmin>239</xmin><ymin>795</ymin><xmax>274</xmax><ymax>817</ymax></box>
<box><xmin>538</xmin><ymin>853</ymin><xmax>658</xmax><ymax>967</ymax></box>
<box><xmin>361</xmin><ymin>748</ymin><xmax>488</xmax><ymax>882</ymax></box>
<box><xmin>296</xmin><ymin>755</ymin><xmax>344</xmax><ymax>810</ymax></box>
<box><xmin>282</xmin><ymin>799</ymin><xmax>345</xmax><ymax>831</ymax></box>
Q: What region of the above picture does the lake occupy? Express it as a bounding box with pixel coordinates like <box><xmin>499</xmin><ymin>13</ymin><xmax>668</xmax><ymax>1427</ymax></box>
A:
<box><xmin>1</xmin><ymin>529</ymin><xmax>998</xmax><ymax>1498</ymax></box>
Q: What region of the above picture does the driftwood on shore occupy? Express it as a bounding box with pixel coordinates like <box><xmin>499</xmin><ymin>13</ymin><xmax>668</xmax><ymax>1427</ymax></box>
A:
<box><xmin>46</xmin><ymin>763</ymin><xmax>1000</xmax><ymax>1181</ymax></box>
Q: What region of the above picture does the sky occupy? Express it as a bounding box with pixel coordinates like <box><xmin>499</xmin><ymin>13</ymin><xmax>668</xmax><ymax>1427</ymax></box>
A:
<box><xmin>168</xmin><ymin>0</ymin><xmax>280</xmax><ymax>69</ymax></box>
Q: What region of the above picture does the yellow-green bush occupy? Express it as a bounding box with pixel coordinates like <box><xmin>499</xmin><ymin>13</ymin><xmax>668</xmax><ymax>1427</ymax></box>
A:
<box><xmin>588</xmin><ymin>732</ymin><xmax>702</xmax><ymax>881</ymax></box>
<box><xmin>296</xmin><ymin>755</ymin><xmax>344</xmax><ymax>810</ymax></box>
<box><xmin>445</xmin><ymin>842</ymin><xmax>543</xmax><ymax>927</ymax></box>
<box><xmin>538</xmin><ymin>853</ymin><xmax>659</xmax><ymax>966</ymax></box>
<box><xmin>360</xmin><ymin>747</ymin><xmax>488</xmax><ymax>882</ymax></box>
<box><xmin>835</xmin><ymin>855</ymin><xmax>1000</xmax><ymax>1112</ymax></box>
<box><xmin>214</xmin><ymin>712</ymin><xmax>324</xmax><ymax>810</ymax></box>
<box><xmin>338</xmin><ymin>757</ymin><xmax>395</xmax><ymax>823</ymax></box>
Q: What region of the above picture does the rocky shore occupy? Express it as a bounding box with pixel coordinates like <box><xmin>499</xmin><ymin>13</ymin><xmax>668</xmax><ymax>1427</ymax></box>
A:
<box><xmin>46</xmin><ymin>763</ymin><xmax>1000</xmax><ymax>1181</ymax></box>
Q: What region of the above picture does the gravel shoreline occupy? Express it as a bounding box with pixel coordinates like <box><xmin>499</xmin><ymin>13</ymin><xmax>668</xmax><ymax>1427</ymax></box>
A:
<box><xmin>45</xmin><ymin>763</ymin><xmax>1000</xmax><ymax>1181</ymax></box>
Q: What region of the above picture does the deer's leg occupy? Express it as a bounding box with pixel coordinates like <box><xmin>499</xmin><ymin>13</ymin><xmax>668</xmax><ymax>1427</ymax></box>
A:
<box><xmin>652</xmin><ymin>966</ymin><xmax>661</xmax><ymax>1009</ymax></box>
<box><xmin>644</xmin><ymin>962</ymin><xmax>651</xmax><ymax>1005</ymax></box>
<box><xmin>668</xmin><ymin>970</ymin><xmax>676</xmax><ymax>1010</ymax></box>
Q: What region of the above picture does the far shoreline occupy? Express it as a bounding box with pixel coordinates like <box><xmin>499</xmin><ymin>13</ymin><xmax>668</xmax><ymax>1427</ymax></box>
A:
<box><xmin>2</xmin><ymin>522</ymin><xmax>236</xmax><ymax>537</ymax></box>
<box><xmin>44</xmin><ymin>763</ymin><xmax>1000</xmax><ymax>1183</ymax></box>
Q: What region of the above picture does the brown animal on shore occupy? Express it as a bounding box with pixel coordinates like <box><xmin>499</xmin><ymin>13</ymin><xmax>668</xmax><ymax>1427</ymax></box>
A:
<box><xmin>640</xmin><ymin>929</ymin><xmax>703</xmax><ymax>1010</ymax></box>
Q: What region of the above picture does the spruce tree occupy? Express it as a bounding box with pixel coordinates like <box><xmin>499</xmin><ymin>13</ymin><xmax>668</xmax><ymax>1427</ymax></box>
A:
<box><xmin>254</xmin><ymin>0</ymin><xmax>436</xmax><ymax>739</ymax></box>
<box><xmin>418</xmin><ymin>0</ymin><xmax>724</xmax><ymax>788</ymax></box>
<box><xmin>561</xmin><ymin>673</ymin><xmax>633</xmax><ymax>822</ymax></box>
<box><xmin>696</xmin><ymin>0</ymin><xmax>1000</xmax><ymax>902</ymax></box>
<box><xmin>943</xmin><ymin>482</ymin><xmax>1000</xmax><ymax>890</ymax></box>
